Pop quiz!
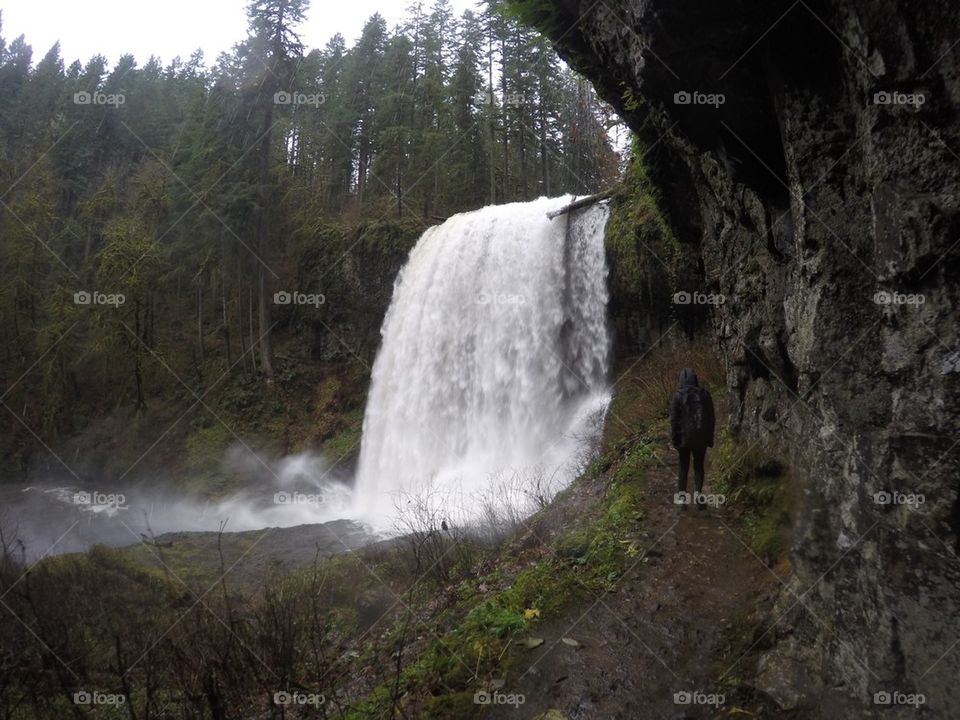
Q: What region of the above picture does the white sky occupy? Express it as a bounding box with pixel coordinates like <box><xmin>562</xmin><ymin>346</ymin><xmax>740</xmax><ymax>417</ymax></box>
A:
<box><xmin>0</xmin><ymin>0</ymin><xmax>479</xmax><ymax>68</ymax></box>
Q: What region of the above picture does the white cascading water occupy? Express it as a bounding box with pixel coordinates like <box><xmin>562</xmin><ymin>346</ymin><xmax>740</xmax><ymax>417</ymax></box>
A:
<box><xmin>352</xmin><ymin>196</ymin><xmax>612</xmax><ymax>528</ymax></box>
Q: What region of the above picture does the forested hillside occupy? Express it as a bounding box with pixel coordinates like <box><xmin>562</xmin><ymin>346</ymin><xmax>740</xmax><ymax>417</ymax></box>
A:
<box><xmin>0</xmin><ymin>0</ymin><xmax>619</xmax><ymax>481</ymax></box>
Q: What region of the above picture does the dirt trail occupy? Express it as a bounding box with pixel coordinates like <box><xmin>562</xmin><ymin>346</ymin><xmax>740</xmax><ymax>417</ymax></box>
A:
<box><xmin>501</xmin><ymin>450</ymin><xmax>772</xmax><ymax>720</ymax></box>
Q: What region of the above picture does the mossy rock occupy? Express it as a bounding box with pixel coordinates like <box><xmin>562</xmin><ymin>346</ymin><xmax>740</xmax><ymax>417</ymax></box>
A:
<box><xmin>555</xmin><ymin>529</ymin><xmax>590</xmax><ymax>559</ymax></box>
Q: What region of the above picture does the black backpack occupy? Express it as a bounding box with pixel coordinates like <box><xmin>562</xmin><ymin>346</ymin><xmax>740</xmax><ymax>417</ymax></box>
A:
<box><xmin>679</xmin><ymin>386</ymin><xmax>707</xmax><ymax>447</ymax></box>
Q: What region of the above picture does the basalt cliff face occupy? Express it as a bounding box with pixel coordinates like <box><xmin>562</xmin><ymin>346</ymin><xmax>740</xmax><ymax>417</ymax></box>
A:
<box><xmin>536</xmin><ymin>0</ymin><xmax>960</xmax><ymax>716</ymax></box>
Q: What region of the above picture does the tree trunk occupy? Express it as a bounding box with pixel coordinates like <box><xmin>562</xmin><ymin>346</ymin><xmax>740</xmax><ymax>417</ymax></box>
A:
<box><xmin>500</xmin><ymin>38</ymin><xmax>509</xmax><ymax>202</ymax></box>
<box><xmin>237</xmin><ymin>257</ymin><xmax>249</xmax><ymax>374</ymax></box>
<box><xmin>545</xmin><ymin>190</ymin><xmax>615</xmax><ymax>219</ymax></box>
<box><xmin>134</xmin><ymin>299</ymin><xmax>146</xmax><ymax>412</ymax></box>
<box><xmin>248</xmin><ymin>286</ymin><xmax>258</xmax><ymax>375</ymax></box>
<box><xmin>487</xmin><ymin>33</ymin><xmax>497</xmax><ymax>204</ymax></box>
<box><xmin>396</xmin><ymin>165</ymin><xmax>403</xmax><ymax>218</ymax></box>
<box><xmin>197</xmin><ymin>284</ymin><xmax>204</xmax><ymax>365</ymax></box>
<box><xmin>222</xmin><ymin>267</ymin><xmax>231</xmax><ymax>368</ymax></box>
<box><xmin>257</xmin><ymin>93</ymin><xmax>275</xmax><ymax>381</ymax></box>
<box><xmin>539</xmin><ymin>92</ymin><xmax>549</xmax><ymax>195</ymax></box>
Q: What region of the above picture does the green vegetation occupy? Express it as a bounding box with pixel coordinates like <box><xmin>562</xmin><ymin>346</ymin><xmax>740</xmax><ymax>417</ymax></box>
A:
<box><xmin>322</xmin><ymin>407</ymin><xmax>365</xmax><ymax>463</ymax></box>
<box><xmin>0</xmin><ymin>339</ymin><xmax>796</xmax><ymax>718</ymax></box>
<box><xmin>603</xmin><ymin>135</ymin><xmax>682</xmax><ymax>351</ymax></box>
<box><xmin>709</xmin><ymin>433</ymin><xmax>796</xmax><ymax>717</ymax></box>
<box><xmin>501</xmin><ymin>0</ymin><xmax>572</xmax><ymax>37</ymax></box>
<box><xmin>606</xmin><ymin>136</ymin><xmax>680</xmax><ymax>280</ymax></box>
<box><xmin>333</xmin><ymin>433</ymin><xmax>654</xmax><ymax>717</ymax></box>
<box><xmin>712</xmin><ymin>429</ymin><xmax>794</xmax><ymax>561</ymax></box>
<box><xmin>185</xmin><ymin>423</ymin><xmax>232</xmax><ymax>471</ymax></box>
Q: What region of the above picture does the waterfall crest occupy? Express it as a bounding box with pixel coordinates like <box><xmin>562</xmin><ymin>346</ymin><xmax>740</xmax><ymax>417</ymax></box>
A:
<box><xmin>353</xmin><ymin>196</ymin><xmax>612</xmax><ymax>526</ymax></box>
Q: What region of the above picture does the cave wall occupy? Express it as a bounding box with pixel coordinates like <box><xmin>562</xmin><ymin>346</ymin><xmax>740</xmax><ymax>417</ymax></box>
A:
<box><xmin>536</xmin><ymin>0</ymin><xmax>960</xmax><ymax>715</ymax></box>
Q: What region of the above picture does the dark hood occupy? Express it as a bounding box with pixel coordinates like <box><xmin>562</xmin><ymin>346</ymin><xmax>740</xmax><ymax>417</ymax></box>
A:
<box><xmin>678</xmin><ymin>368</ymin><xmax>699</xmax><ymax>388</ymax></box>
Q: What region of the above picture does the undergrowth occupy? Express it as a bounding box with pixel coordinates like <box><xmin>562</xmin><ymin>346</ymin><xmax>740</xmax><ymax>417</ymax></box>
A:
<box><xmin>712</xmin><ymin>429</ymin><xmax>794</xmax><ymax>562</ymax></box>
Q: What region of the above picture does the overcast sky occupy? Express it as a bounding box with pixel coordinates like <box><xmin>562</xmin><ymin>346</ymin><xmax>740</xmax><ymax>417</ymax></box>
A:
<box><xmin>1</xmin><ymin>0</ymin><xmax>479</xmax><ymax>68</ymax></box>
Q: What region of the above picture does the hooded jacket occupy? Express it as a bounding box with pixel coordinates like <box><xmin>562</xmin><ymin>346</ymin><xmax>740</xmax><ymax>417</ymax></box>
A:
<box><xmin>669</xmin><ymin>368</ymin><xmax>716</xmax><ymax>450</ymax></box>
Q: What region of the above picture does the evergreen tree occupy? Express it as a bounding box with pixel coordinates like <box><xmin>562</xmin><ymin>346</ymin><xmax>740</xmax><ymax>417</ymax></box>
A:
<box><xmin>241</xmin><ymin>0</ymin><xmax>309</xmax><ymax>381</ymax></box>
<box><xmin>0</xmin><ymin>0</ymin><xmax>621</xmax><ymax>438</ymax></box>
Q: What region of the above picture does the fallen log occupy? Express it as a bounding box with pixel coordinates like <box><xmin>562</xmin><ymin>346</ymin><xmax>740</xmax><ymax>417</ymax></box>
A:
<box><xmin>546</xmin><ymin>189</ymin><xmax>616</xmax><ymax>219</ymax></box>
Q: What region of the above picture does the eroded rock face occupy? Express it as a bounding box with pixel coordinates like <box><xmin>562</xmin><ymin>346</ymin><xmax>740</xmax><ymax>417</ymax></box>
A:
<box><xmin>539</xmin><ymin>0</ymin><xmax>960</xmax><ymax>715</ymax></box>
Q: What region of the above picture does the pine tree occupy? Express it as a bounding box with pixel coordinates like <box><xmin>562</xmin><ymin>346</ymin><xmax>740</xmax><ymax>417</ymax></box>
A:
<box><xmin>242</xmin><ymin>0</ymin><xmax>309</xmax><ymax>381</ymax></box>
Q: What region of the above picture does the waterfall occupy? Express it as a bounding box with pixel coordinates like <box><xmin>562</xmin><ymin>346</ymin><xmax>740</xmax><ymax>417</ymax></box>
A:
<box><xmin>352</xmin><ymin>196</ymin><xmax>612</xmax><ymax>527</ymax></box>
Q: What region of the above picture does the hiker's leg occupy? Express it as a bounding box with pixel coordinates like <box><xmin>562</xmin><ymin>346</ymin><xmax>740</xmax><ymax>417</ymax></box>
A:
<box><xmin>678</xmin><ymin>448</ymin><xmax>691</xmax><ymax>494</ymax></box>
<box><xmin>693</xmin><ymin>447</ymin><xmax>706</xmax><ymax>495</ymax></box>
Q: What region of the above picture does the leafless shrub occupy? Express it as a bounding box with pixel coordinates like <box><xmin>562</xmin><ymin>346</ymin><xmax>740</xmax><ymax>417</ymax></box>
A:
<box><xmin>392</xmin><ymin>489</ymin><xmax>474</xmax><ymax>583</ymax></box>
<box><xmin>471</xmin><ymin>463</ymin><xmax>571</xmax><ymax>546</ymax></box>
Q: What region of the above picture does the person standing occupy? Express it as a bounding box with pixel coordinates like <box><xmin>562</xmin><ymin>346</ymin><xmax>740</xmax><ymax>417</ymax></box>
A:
<box><xmin>670</xmin><ymin>368</ymin><xmax>715</xmax><ymax>509</ymax></box>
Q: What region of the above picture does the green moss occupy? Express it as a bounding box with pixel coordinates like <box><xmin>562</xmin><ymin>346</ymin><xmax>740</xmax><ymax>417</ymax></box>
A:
<box><xmin>612</xmin><ymin>439</ymin><xmax>655</xmax><ymax>484</ymax></box>
<box><xmin>322</xmin><ymin>407</ymin><xmax>365</xmax><ymax>463</ymax></box>
<box><xmin>501</xmin><ymin>560</ymin><xmax>582</xmax><ymax>617</ymax></box>
<box><xmin>621</xmin><ymin>85</ymin><xmax>645</xmax><ymax>112</ymax></box>
<box><xmin>711</xmin><ymin>430</ymin><xmax>793</xmax><ymax>559</ymax></box>
<box><xmin>462</xmin><ymin>600</ymin><xmax>529</xmax><ymax>639</ymax></box>
<box><xmin>605</xmin><ymin>135</ymin><xmax>680</xmax><ymax>295</ymax></box>
<box><xmin>584</xmin><ymin>449</ymin><xmax>614</xmax><ymax>479</ymax></box>
<box><xmin>603</xmin><ymin>135</ymin><xmax>683</xmax><ymax>368</ymax></box>
<box><xmin>572</xmin><ymin>473</ymin><xmax>647</xmax><ymax>589</ymax></box>
<box><xmin>607</xmin><ymin>382</ymin><xmax>644</xmax><ymax>424</ymax></box>
<box><xmin>743</xmin><ymin>511</ymin><xmax>787</xmax><ymax>559</ymax></box>
<box><xmin>555</xmin><ymin>528</ymin><xmax>591</xmax><ymax>560</ymax></box>
<box><xmin>186</xmin><ymin>423</ymin><xmax>231</xmax><ymax>468</ymax></box>
<box><xmin>317</xmin><ymin>375</ymin><xmax>341</xmax><ymax>406</ymax></box>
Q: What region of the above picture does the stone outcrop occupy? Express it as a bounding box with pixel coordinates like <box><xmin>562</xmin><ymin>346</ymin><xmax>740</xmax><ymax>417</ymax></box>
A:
<box><xmin>534</xmin><ymin>0</ymin><xmax>960</xmax><ymax>715</ymax></box>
